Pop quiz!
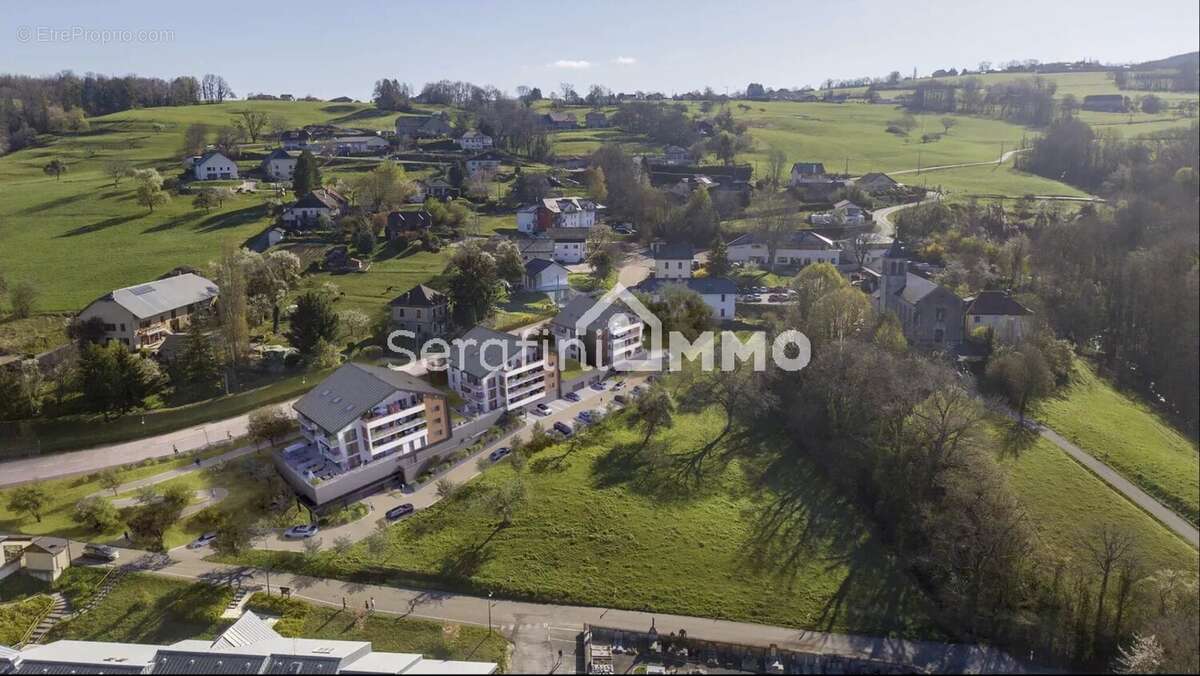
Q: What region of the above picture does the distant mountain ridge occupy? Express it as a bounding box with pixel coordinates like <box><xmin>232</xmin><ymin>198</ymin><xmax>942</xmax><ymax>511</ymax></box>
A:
<box><xmin>1133</xmin><ymin>51</ymin><xmax>1199</xmax><ymax>71</ymax></box>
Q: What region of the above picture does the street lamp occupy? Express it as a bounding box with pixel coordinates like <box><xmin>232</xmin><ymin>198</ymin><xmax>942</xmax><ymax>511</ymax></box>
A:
<box><xmin>487</xmin><ymin>591</ymin><xmax>494</xmax><ymax>634</ymax></box>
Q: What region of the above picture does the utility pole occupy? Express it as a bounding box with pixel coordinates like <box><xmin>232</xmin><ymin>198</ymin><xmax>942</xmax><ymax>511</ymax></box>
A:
<box><xmin>844</xmin><ymin>157</ymin><xmax>849</xmax><ymax>177</ymax></box>
<box><xmin>999</xmin><ymin>141</ymin><xmax>1005</xmax><ymax>163</ymax></box>
<box><xmin>917</xmin><ymin>150</ymin><xmax>922</xmax><ymax>176</ymax></box>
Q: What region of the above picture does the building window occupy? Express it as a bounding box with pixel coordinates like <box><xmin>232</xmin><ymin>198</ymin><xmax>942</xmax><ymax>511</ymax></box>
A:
<box><xmin>974</xmin><ymin>316</ymin><xmax>981</xmax><ymax>323</ymax></box>
<box><xmin>935</xmin><ymin>308</ymin><xmax>946</xmax><ymax>321</ymax></box>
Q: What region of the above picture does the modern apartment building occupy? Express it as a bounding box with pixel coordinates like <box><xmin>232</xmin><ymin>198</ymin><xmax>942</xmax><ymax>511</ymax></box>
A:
<box><xmin>550</xmin><ymin>294</ymin><xmax>645</xmax><ymax>369</ymax></box>
<box><xmin>447</xmin><ymin>326</ymin><xmax>560</xmax><ymax>414</ymax></box>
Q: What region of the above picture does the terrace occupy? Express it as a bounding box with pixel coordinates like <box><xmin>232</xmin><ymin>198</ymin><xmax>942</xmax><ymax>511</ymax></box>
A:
<box><xmin>280</xmin><ymin>442</ymin><xmax>347</xmax><ymax>484</ymax></box>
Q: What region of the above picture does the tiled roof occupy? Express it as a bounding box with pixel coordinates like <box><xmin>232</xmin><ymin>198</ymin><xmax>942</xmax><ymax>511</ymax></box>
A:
<box><xmin>389</xmin><ymin>284</ymin><xmax>446</xmax><ymax>308</ymax></box>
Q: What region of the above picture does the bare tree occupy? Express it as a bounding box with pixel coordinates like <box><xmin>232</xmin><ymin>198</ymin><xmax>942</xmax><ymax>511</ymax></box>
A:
<box><xmin>1087</xmin><ymin>526</ymin><xmax>1137</xmax><ymax>646</ymax></box>
<box><xmin>766</xmin><ymin>146</ymin><xmax>788</xmax><ymax>190</ymax></box>
<box><xmin>233</xmin><ymin>110</ymin><xmax>270</xmax><ymax>143</ymax></box>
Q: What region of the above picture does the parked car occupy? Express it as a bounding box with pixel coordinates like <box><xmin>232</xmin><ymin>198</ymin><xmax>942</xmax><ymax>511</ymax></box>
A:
<box><xmin>613</xmin><ymin>394</ymin><xmax>628</xmax><ymax>405</ymax></box>
<box><xmin>768</xmin><ymin>294</ymin><xmax>789</xmax><ymax>302</ymax></box>
<box><xmin>631</xmin><ymin>385</ymin><xmax>646</xmax><ymax>396</ymax></box>
<box><xmin>563</xmin><ymin>391</ymin><xmax>580</xmax><ymax>402</ymax></box>
<box><xmin>284</xmin><ymin>524</ymin><xmax>319</xmax><ymax>539</ymax></box>
<box><xmin>576</xmin><ymin>411</ymin><xmax>593</xmax><ymax>424</ymax></box>
<box><xmin>536</xmin><ymin>402</ymin><xmax>552</xmax><ymax>414</ymax></box>
<box><xmin>743</xmin><ymin>295</ymin><xmax>761</xmax><ymax>303</ymax></box>
<box><xmin>187</xmin><ymin>532</ymin><xmax>218</xmax><ymax>549</ymax></box>
<box><xmin>385</xmin><ymin>504</ymin><xmax>415</xmax><ymax>521</ymax></box>
<box><xmin>83</xmin><ymin>543</ymin><xmax>119</xmax><ymax>562</ymax></box>
<box><xmin>590</xmin><ymin>381</ymin><xmax>606</xmax><ymax>391</ymax></box>
<box><xmin>612</xmin><ymin>380</ymin><xmax>626</xmax><ymax>390</ymax></box>
<box><xmin>489</xmin><ymin>446</ymin><xmax>512</xmax><ymax>462</ymax></box>
<box><xmin>553</xmin><ymin>421</ymin><xmax>573</xmax><ymax>437</ymax></box>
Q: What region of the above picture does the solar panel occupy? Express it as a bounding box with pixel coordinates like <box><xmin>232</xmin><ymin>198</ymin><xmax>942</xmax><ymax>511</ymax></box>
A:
<box><xmin>130</xmin><ymin>285</ymin><xmax>157</xmax><ymax>295</ymax></box>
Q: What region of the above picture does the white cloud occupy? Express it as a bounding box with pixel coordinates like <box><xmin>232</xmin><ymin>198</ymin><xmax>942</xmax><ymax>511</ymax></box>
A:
<box><xmin>549</xmin><ymin>59</ymin><xmax>592</xmax><ymax>69</ymax></box>
<box><xmin>613</xmin><ymin>56</ymin><xmax>637</xmax><ymax>65</ymax></box>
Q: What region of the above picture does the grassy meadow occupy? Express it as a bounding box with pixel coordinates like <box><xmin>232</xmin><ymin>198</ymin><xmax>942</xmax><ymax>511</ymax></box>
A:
<box><xmin>1036</xmin><ymin>362</ymin><xmax>1200</xmax><ymax>526</ymax></box>
<box><xmin>216</xmin><ymin>407</ymin><xmax>937</xmax><ymax>638</ymax></box>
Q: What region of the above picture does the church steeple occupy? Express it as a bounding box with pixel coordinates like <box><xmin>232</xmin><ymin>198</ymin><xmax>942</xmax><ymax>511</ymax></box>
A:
<box><xmin>879</xmin><ymin>237</ymin><xmax>907</xmax><ymax>304</ymax></box>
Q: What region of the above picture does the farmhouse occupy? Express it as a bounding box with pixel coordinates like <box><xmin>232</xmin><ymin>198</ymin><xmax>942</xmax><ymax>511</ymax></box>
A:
<box><xmin>385</xmin><ymin>210</ymin><xmax>434</xmax><ymax>240</ymax></box>
<box><xmin>550</xmin><ymin>294</ymin><xmax>646</xmax><ymax>369</ymax></box>
<box><xmin>855</xmin><ymin>172</ymin><xmax>900</xmax><ymax>194</ymax></box>
<box><xmin>964</xmin><ymin>290</ymin><xmax>1034</xmax><ymax>344</ymax></box>
<box><xmin>389</xmin><ymin>284</ymin><xmax>449</xmax><ymax>343</ymax></box>
<box><xmin>663</xmin><ymin>145</ymin><xmax>690</xmax><ymax>165</ymax></box>
<box><xmin>833</xmin><ymin>199</ymin><xmax>869</xmax><ymax>224</ymax></box>
<box><xmin>726</xmin><ymin>231</ymin><xmax>840</xmax><ymax>268</ymax></box>
<box><xmin>77</xmin><ymin>273</ymin><xmax>219</xmax><ymax>352</ymax></box>
<box><xmin>585</xmin><ymin>111</ymin><xmax>608</xmax><ymax>128</ymax></box>
<box><xmin>260</xmin><ymin>148</ymin><xmax>301</xmax><ymax>181</ymax></box>
<box><xmin>191</xmin><ymin>151</ymin><xmax>238</xmax><ymax>181</ymax></box>
<box><xmin>650</xmin><ymin>241</ymin><xmax>695</xmax><ymax>280</ymax></box>
<box><xmin>789</xmin><ymin>162</ymin><xmax>827</xmax><ymax>186</ymax></box>
<box><xmin>4</xmin><ymin>612</ymin><xmax>498</xmax><ymax>674</ymax></box>
<box><xmin>874</xmin><ymin>240</ymin><xmax>964</xmax><ymax>350</ymax></box>
<box><xmin>282</xmin><ymin>188</ymin><xmax>349</xmax><ymax>227</ymax></box>
<box><xmin>635</xmin><ymin>276</ymin><xmax>738</xmax><ymax>321</ymax></box>
<box><xmin>540</xmin><ymin>197</ymin><xmax>604</xmax><ymax>229</ymax></box>
<box><xmin>523</xmin><ymin>258</ymin><xmax>570</xmax><ymax>301</ymax></box>
<box><xmin>447</xmin><ymin>326</ymin><xmax>560</xmax><ymax>414</ymax></box>
<box><xmin>332</xmin><ymin>134</ymin><xmax>390</xmax><ymax>155</ymax></box>
<box><xmin>1082</xmin><ymin>94</ymin><xmax>1128</xmax><ymax>112</ymax></box>
<box><xmin>466</xmin><ymin>149</ymin><xmax>505</xmax><ymax>177</ymax></box>
<box><xmin>541</xmin><ymin>111</ymin><xmax>578</xmax><ymax>130</ymax></box>
<box><xmin>458</xmin><ymin>130</ymin><xmax>494</xmax><ymax>151</ymax></box>
<box><xmin>394</xmin><ymin>113</ymin><xmax>453</xmax><ymax>138</ymax></box>
<box><xmin>421</xmin><ymin>177</ymin><xmax>460</xmax><ymax>200</ymax></box>
<box><xmin>280</xmin><ymin>129</ymin><xmax>313</xmax><ymax>150</ymax></box>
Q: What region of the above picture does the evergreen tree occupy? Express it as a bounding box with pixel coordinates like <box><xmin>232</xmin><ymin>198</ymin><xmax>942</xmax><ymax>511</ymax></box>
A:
<box><xmin>287</xmin><ymin>291</ymin><xmax>340</xmax><ymax>358</ymax></box>
<box><xmin>293</xmin><ymin>150</ymin><xmax>322</xmax><ymax>197</ymax></box>
<box><xmin>708</xmin><ymin>236</ymin><xmax>731</xmax><ymax>277</ymax></box>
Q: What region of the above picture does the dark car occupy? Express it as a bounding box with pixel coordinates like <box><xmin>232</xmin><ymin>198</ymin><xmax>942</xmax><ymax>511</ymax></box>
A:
<box><xmin>489</xmin><ymin>446</ymin><xmax>512</xmax><ymax>462</ymax></box>
<box><xmin>553</xmin><ymin>421</ymin><xmax>573</xmax><ymax>437</ymax></box>
<box><xmin>386</xmin><ymin>503</ymin><xmax>415</xmax><ymax>520</ymax></box>
<box><xmin>613</xmin><ymin>394</ymin><xmax>628</xmax><ymax>405</ymax></box>
<box><xmin>563</xmin><ymin>391</ymin><xmax>580</xmax><ymax>402</ymax></box>
<box><xmin>768</xmin><ymin>294</ymin><xmax>788</xmax><ymax>302</ymax></box>
<box><xmin>590</xmin><ymin>381</ymin><xmax>606</xmax><ymax>391</ymax></box>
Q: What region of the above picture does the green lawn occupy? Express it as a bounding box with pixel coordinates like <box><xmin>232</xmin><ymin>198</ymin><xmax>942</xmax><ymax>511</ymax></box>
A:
<box><xmin>308</xmin><ymin>248</ymin><xmax>453</xmax><ymax>316</ymax></box>
<box><xmin>489</xmin><ymin>292</ymin><xmax>557</xmax><ymax>332</ymax></box>
<box><xmin>245</xmin><ymin>593</ymin><xmax>509</xmax><ymax>669</ymax></box>
<box><xmin>1036</xmin><ymin>361</ymin><xmax>1200</xmax><ymax>526</ymax></box>
<box><xmin>993</xmin><ymin>421</ymin><xmax>1198</xmax><ymax>570</ymax></box>
<box><xmin>216</xmin><ymin>407</ymin><xmax>935</xmax><ymax>637</ymax></box>
<box><xmin>0</xmin><ymin>594</ymin><xmax>52</xmax><ymax>646</ymax></box>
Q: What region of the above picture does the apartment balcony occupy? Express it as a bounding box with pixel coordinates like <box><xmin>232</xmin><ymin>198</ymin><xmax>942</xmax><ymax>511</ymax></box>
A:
<box><xmin>364</xmin><ymin>402</ymin><xmax>425</xmax><ymax>427</ymax></box>
<box><xmin>368</xmin><ymin>414</ymin><xmax>427</xmax><ymax>443</ymax></box>
<box><xmin>507</xmin><ymin>389</ymin><xmax>547</xmax><ymax>411</ymax></box>
<box><xmin>504</xmin><ymin>357</ymin><xmax>548</xmax><ymax>379</ymax></box>
<box><xmin>505</xmin><ymin>368</ymin><xmax>546</xmax><ymax>392</ymax></box>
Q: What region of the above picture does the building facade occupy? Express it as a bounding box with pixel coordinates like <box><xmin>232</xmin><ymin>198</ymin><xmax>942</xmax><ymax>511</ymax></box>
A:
<box><xmin>447</xmin><ymin>326</ymin><xmax>560</xmax><ymax>414</ymax></box>
<box><xmin>388</xmin><ymin>284</ymin><xmax>449</xmax><ymax>343</ymax></box>
<box><xmin>77</xmin><ymin>273</ymin><xmax>220</xmax><ymax>352</ymax></box>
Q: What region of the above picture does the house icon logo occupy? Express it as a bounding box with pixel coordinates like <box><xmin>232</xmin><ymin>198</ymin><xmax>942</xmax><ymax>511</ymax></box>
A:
<box><xmin>574</xmin><ymin>283</ymin><xmax>663</xmax><ymax>372</ymax></box>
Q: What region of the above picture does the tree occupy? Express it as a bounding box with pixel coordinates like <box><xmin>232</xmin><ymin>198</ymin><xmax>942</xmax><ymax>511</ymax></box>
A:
<box><xmin>73</xmin><ymin>496</ymin><xmax>121</xmax><ymax>533</ymax></box>
<box><xmin>766</xmin><ymin>147</ymin><xmax>788</xmax><ymax>190</ymax></box>
<box><xmin>807</xmin><ymin>287</ymin><xmax>873</xmax><ymax>345</ymax></box>
<box><xmin>872</xmin><ymin>313</ymin><xmax>908</xmax><ymax>353</ymax></box>
<box><xmin>98</xmin><ymin>469</ymin><xmax>122</xmax><ymax>496</ymax></box>
<box><xmin>193</xmin><ymin>190</ymin><xmax>216</xmax><ymax>213</ymax></box>
<box><xmin>232</xmin><ymin>110</ymin><xmax>269</xmax><ymax>143</ymax></box>
<box><xmin>352</xmin><ymin>162</ymin><xmax>415</xmax><ymax>213</ymax></box>
<box><xmin>585</xmin><ymin>166</ymin><xmax>608</xmax><ymax>202</ymax></box>
<box><xmin>484</xmin><ymin>478</ymin><xmax>526</xmax><ymax>527</ymax></box>
<box><xmin>9</xmin><ymin>282</ymin><xmax>38</xmax><ymax>319</ymax></box>
<box><xmin>585</xmin><ymin>224</ymin><xmax>622</xmax><ymax>285</ymax></box>
<box><xmin>985</xmin><ymin>344</ymin><xmax>1055</xmax><ymax>423</ymax></box>
<box><xmin>491</xmin><ymin>239</ymin><xmax>525</xmax><ymax>286</ymax></box>
<box><xmin>292</xmin><ymin>150</ymin><xmax>322</xmax><ymax>197</ymax></box>
<box><xmin>707</xmin><ymin>236</ymin><xmax>731</xmax><ymax>278</ymax></box>
<box><xmin>181</xmin><ymin>123</ymin><xmax>209</xmax><ymax>156</ymax></box>
<box><xmin>209</xmin><ymin>245</ymin><xmax>251</xmax><ymax>374</ymax></box>
<box><xmin>77</xmin><ymin>342</ymin><xmax>166</xmax><ymax>417</ymax></box>
<box><xmin>652</xmin><ymin>285</ymin><xmax>713</xmax><ymax>340</ymax></box>
<box><xmin>1115</xmin><ymin>634</ymin><xmax>1164</xmax><ymax>674</ymax></box>
<box><xmin>511</xmin><ymin>172</ymin><xmax>551</xmax><ymax>204</ymax></box>
<box><xmin>940</xmin><ymin>117</ymin><xmax>958</xmax><ymax>134</ymax></box>
<box><xmin>43</xmin><ymin>159</ymin><xmax>67</xmax><ymax>181</ymax></box>
<box><xmin>790</xmin><ymin>261</ymin><xmax>848</xmax><ymax>317</ymax></box>
<box><xmin>214</xmin><ymin>518</ymin><xmax>254</xmax><ymax>555</ymax></box>
<box><xmin>339</xmin><ymin>309</ymin><xmax>371</xmax><ymax>344</ymax></box>
<box><xmin>1140</xmin><ymin>95</ymin><xmax>1166</xmax><ymax>115</ymax></box>
<box><xmin>445</xmin><ymin>241</ymin><xmax>505</xmax><ymax>327</ymax></box>
<box><xmin>634</xmin><ymin>383</ymin><xmax>675</xmax><ymax>449</ymax></box>
<box><xmin>7</xmin><ymin>484</ymin><xmax>50</xmax><ymax>523</ymax></box>
<box><xmin>133</xmin><ymin>169</ymin><xmax>169</xmax><ymax>213</ymax></box>
<box><xmin>287</xmin><ymin>292</ymin><xmax>341</xmax><ymax>358</ymax></box>
<box><xmin>104</xmin><ymin>159</ymin><xmax>132</xmax><ymax>187</ymax></box>
<box><xmin>751</xmin><ymin>199</ymin><xmax>796</xmax><ymax>273</ymax></box>
<box><xmin>1087</xmin><ymin>526</ymin><xmax>1137</xmax><ymax>647</ymax></box>
<box><xmin>435</xmin><ymin>478</ymin><xmax>456</xmax><ymax>500</ymax></box>
<box><xmin>248</xmin><ymin>406</ymin><xmax>294</xmax><ymax>448</ymax></box>
<box><xmin>709</xmin><ymin>131</ymin><xmax>738</xmax><ymax>165</ymax></box>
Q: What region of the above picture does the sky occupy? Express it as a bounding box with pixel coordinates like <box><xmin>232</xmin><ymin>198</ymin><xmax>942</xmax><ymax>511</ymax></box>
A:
<box><xmin>3</xmin><ymin>0</ymin><xmax>1198</xmax><ymax>100</ymax></box>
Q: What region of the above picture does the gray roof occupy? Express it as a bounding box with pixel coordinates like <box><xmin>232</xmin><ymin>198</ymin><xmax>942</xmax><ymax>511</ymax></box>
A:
<box><xmin>898</xmin><ymin>272</ymin><xmax>940</xmax><ymax>304</ymax></box>
<box><xmin>524</xmin><ymin>258</ymin><xmax>565</xmax><ymax>277</ymax></box>
<box><xmin>15</xmin><ymin>641</ymin><xmax>159</xmax><ymax>675</ymax></box>
<box><xmin>728</xmin><ymin>231</ymin><xmax>835</xmax><ymax>249</ymax></box>
<box><xmin>964</xmin><ymin>290</ymin><xmax>1033</xmax><ymax>316</ymax></box>
<box><xmin>293</xmin><ymin>363</ymin><xmax>443</xmax><ymax>434</ymax></box>
<box><xmin>550</xmin><ymin>294</ymin><xmax>636</xmax><ymax>334</ymax></box>
<box><xmin>791</xmin><ymin>162</ymin><xmax>826</xmax><ymax>174</ymax></box>
<box><xmin>447</xmin><ymin>326</ymin><xmax>524</xmax><ymax>379</ymax></box>
<box><xmin>636</xmin><ymin>277</ymin><xmax>737</xmax><ymax>296</ymax></box>
<box><xmin>213</xmin><ymin>612</ymin><xmax>281</xmax><ymax>650</ymax></box>
<box><xmin>650</xmin><ymin>242</ymin><xmax>695</xmax><ymax>260</ymax></box>
<box><xmin>388</xmin><ymin>284</ymin><xmax>445</xmax><ymax>308</ymax></box>
<box><xmin>153</xmin><ymin>650</ymin><xmax>269</xmax><ymax>674</ymax></box>
<box><xmin>28</xmin><ymin>537</ymin><xmax>69</xmax><ymax>555</ymax></box>
<box><xmin>101</xmin><ymin>273</ymin><xmax>219</xmax><ymax>320</ymax></box>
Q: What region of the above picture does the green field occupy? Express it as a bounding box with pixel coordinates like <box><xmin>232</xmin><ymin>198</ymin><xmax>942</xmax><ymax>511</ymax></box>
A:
<box><xmin>1036</xmin><ymin>362</ymin><xmax>1200</xmax><ymax>526</ymax></box>
<box><xmin>217</xmin><ymin>407</ymin><xmax>936</xmax><ymax>637</ymax></box>
<box><xmin>834</xmin><ymin>70</ymin><xmax>1200</xmax><ymax>106</ymax></box>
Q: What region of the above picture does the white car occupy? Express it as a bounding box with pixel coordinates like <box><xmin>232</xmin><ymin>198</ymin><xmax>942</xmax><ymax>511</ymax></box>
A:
<box><xmin>284</xmin><ymin>524</ymin><xmax>319</xmax><ymax>539</ymax></box>
<box><xmin>187</xmin><ymin>532</ymin><xmax>217</xmax><ymax>549</ymax></box>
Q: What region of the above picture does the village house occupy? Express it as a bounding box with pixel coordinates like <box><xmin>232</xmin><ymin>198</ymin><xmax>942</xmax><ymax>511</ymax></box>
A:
<box><xmin>517</xmin><ymin>236</ymin><xmax>556</xmax><ymax>263</ymax></box>
<box><xmin>389</xmin><ymin>284</ymin><xmax>449</xmax><ymax>344</ymax></box>
<box><xmin>789</xmin><ymin>162</ymin><xmax>828</xmax><ymax>187</ymax></box>
<box><xmin>874</xmin><ymin>240</ymin><xmax>964</xmax><ymax>350</ymax></box>
<box><xmin>332</xmin><ymin>134</ymin><xmax>390</xmax><ymax>155</ymax></box>
<box><xmin>541</xmin><ymin>197</ymin><xmax>604</xmax><ymax>229</ymax></box>
<box><xmin>548</xmin><ymin>230</ymin><xmax>587</xmax><ymax>263</ymax></box>
<box><xmin>541</xmin><ymin>111</ymin><xmax>578</xmax><ymax>130</ymax></box>
<box><xmin>585</xmin><ymin>111</ymin><xmax>608</xmax><ymax>128</ymax></box>
<box><xmin>832</xmin><ymin>199</ymin><xmax>869</xmax><ymax>224</ymax></box>
<box><xmin>964</xmin><ymin>290</ymin><xmax>1034</xmax><ymax>344</ymax></box>
<box><xmin>191</xmin><ymin>151</ymin><xmax>238</xmax><ymax>181</ymax></box>
<box><xmin>282</xmin><ymin>188</ymin><xmax>349</xmax><ymax>228</ymax></box>
<box><xmin>726</xmin><ymin>231</ymin><xmax>841</xmax><ymax>268</ymax></box>
<box><xmin>650</xmin><ymin>241</ymin><xmax>695</xmax><ymax>279</ymax></box>
<box><xmin>457</xmin><ymin>130</ymin><xmax>494</xmax><ymax>151</ymax></box>
<box><xmin>421</xmin><ymin>177</ymin><xmax>460</xmax><ymax>200</ymax></box>
<box><xmin>280</xmin><ymin>129</ymin><xmax>313</xmax><ymax>150</ymax></box>
<box><xmin>855</xmin><ymin>172</ymin><xmax>900</xmax><ymax>194</ymax></box>
<box><xmin>3</xmin><ymin>611</ymin><xmax>498</xmax><ymax>674</ymax></box>
<box><xmin>837</xmin><ymin>232</ymin><xmax>893</xmax><ymax>271</ymax></box>
<box><xmin>447</xmin><ymin>326</ymin><xmax>560</xmax><ymax>415</ymax></box>
<box><xmin>77</xmin><ymin>273</ymin><xmax>219</xmax><ymax>352</ymax></box>
<box><xmin>522</xmin><ymin>258</ymin><xmax>570</xmax><ymax>301</ymax></box>
<box><xmin>466</xmin><ymin>149</ymin><xmax>505</xmax><ymax>177</ymax></box>
<box><xmin>635</xmin><ymin>276</ymin><xmax>738</xmax><ymax>321</ymax></box>
<box><xmin>385</xmin><ymin>210</ymin><xmax>434</xmax><ymax>240</ymax></box>
<box><xmin>516</xmin><ymin>204</ymin><xmax>541</xmax><ymax>233</ymax></box>
<box><xmin>394</xmin><ymin>113</ymin><xmax>453</xmax><ymax>138</ymax></box>
<box><xmin>260</xmin><ymin>148</ymin><xmax>301</xmax><ymax>181</ymax></box>
<box><xmin>550</xmin><ymin>294</ymin><xmax>645</xmax><ymax>370</ymax></box>
<box><xmin>0</xmin><ymin>535</ymin><xmax>72</xmax><ymax>582</ymax></box>
<box><xmin>663</xmin><ymin>145</ymin><xmax>690</xmax><ymax>165</ymax></box>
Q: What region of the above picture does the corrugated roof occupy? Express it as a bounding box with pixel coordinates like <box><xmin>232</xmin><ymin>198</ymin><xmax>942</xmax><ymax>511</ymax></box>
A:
<box><xmin>293</xmin><ymin>363</ymin><xmax>442</xmax><ymax>434</ymax></box>
<box><xmin>103</xmin><ymin>273</ymin><xmax>219</xmax><ymax>320</ymax></box>
<box><xmin>153</xmin><ymin>651</ymin><xmax>268</xmax><ymax>674</ymax></box>
<box><xmin>213</xmin><ymin>612</ymin><xmax>281</xmax><ymax>650</ymax></box>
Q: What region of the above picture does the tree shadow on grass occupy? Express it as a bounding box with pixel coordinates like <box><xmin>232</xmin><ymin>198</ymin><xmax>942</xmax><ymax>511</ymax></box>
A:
<box><xmin>997</xmin><ymin>424</ymin><xmax>1039</xmax><ymax>460</ymax></box>
<box><xmin>16</xmin><ymin>192</ymin><xmax>91</xmax><ymax>216</ymax></box>
<box><xmin>58</xmin><ymin>214</ymin><xmax>141</xmax><ymax>237</ymax></box>
<box><xmin>739</xmin><ymin>455</ymin><xmax>927</xmax><ymax>635</ymax></box>
<box><xmin>589</xmin><ymin>441</ymin><xmax>708</xmax><ymax>504</ymax></box>
<box><xmin>437</xmin><ymin>525</ymin><xmax>502</xmax><ymax>580</ymax></box>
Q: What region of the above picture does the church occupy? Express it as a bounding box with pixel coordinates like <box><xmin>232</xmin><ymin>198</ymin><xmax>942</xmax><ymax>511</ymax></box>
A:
<box><xmin>873</xmin><ymin>239</ymin><xmax>964</xmax><ymax>350</ymax></box>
